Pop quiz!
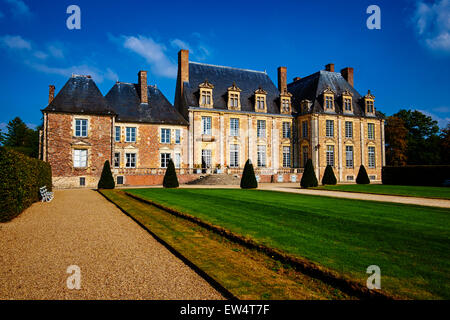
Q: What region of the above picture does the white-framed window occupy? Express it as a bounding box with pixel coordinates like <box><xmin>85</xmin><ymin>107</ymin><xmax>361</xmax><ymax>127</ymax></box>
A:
<box><xmin>346</xmin><ymin>175</ymin><xmax>354</xmax><ymax>181</ymax></box>
<box><xmin>175</xmin><ymin>153</ymin><xmax>181</xmax><ymax>168</ymax></box>
<box><xmin>75</xmin><ymin>119</ymin><xmax>88</xmax><ymax>137</ymax></box>
<box><xmin>302</xmin><ymin>121</ymin><xmax>308</xmax><ymax>138</ymax></box>
<box><xmin>256</xmin><ymin>96</ymin><xmax>266</xmax><ymax>110</ymax></box>
<box><xmin>345</xmin><ymin>121</ymin><xmax>353</xmax><ymax>138</ymax></box>
<box><xmin>115</xmin><ymin>126</ymin><xmax>120</xmax><ymax>142</ymax></box>
<box><xmin>202</xmin><ymin>116</ymin><xmax>212</xmax><ymax>135</ymax></box>
<box><xmin>126</xmin><ymin>127</ymin><xmax>136</xmax><ymax>142</ymax></box>
<box><xmin>73</xmin><ymin>149</ymin><xmax>87</xmax><ymax>167</ymax></box>
<box><xmin>368</xmin><ymin>123</ymin><xmax>375</xmax><ymax>140</ymax></box>
<box><xmin>344</xmin><ymin>98</ymin><xmax>352</xmax><ymax>111</ymax></box>
<box><xmin>257</xmin><ymin>145</ymin><xmax>266</xmax><ymax>167</ymax></box>
<box><xmin>125</xmin><ymin>153</ymin><xmax>136</xmax><ymax>168</ymax></box>
<box><xmin>229</xmin><ymin>93</ymin><xmax>239</xmax><ymax>108</ymax></box>
<box><xmin>175</xmin><ymin>129</ymin><xmax>181</xmax><ymax>144</ymax></box>
<box><xmin>202</xmin><ymin>149</ymin><xmax>212</xmax><ymax>168</ymax></box>
<box><xmin>161</xmin><ymin>128</ymin><xmax>171</xmax><ymax>144</ymax></box>
<box><xmin>366</xmin><ymin>100</ymin><xmax>374</xmax><ymax>113</ymax></box>
<box><xmin>326</xmin><ymin>120</ymin><xmax>334</xmax><ymax>137</ymax></box>
<box><xmin>345</xmin><ymin>146</ymin><xmax>354</xmax><ymax>168</ymax></box>
<box><xmin>281</xmin><ymin>98</ymin><xmax>290</xmax><ymax>112</ymax></box>
<box><xmin>160</xmin><ymin>153</ymin><xmax>171</xmax><ymax>168</ymax></box>
<box><xmin>368</xmin><ymin>146</ymin><xmax>376</xmax><ymax>168</ymax></box>
<box><xmin>114</xmin><ymin>152</ymin><xmax>120</xmax><ymax>168</ymax></box>
<box><xmin>326</xmin><ymin>145</ymin><xmax>334</xmax><ymax>166</ymax></box>
<box><xmin>230</xmin><ymin>118</ymin><xmax>239</xmax><ymax>136</ymax></box>
<box><xmin>201</xmin><ymin>90</ymin><xmax>212</xmax><ymax>107</ymax></box>
<box><xmin>230</xmin><ymin>144</ymin><xmax>239</xmax><ymax>168</ymax></box>
<box><xmin>282</xmin><ymin>122</ymin><xmax>291</xmax><ymax>139</ymax></box>
<box><xmin>283</xmin><ymin>146</ymin><xmax>291</xmax><ymax>167</ymax></box>
<box><xmin>302</xmin><ymin>146</ymin><xmax>308</xmax><ymax>167</ymax></box>
<box><xmin>257</xmin><ymin>120</ymin><xmax>266</xmax><ymax>138</ymax></box>
<box><xmin>325</xmin><ymin>96</ymin><xmax>334</xmax><ymax>109</ymax></box>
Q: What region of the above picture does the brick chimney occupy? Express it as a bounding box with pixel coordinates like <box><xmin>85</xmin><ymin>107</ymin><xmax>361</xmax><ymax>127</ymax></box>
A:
<box><xmin>48</xmin><ymin>85</ymin><xmax>55</xmax><ymax>104</ymax></box>
<box><xmin>175</xmin><ymin>49</ymin><xmax>189</xmax><ymax>117</ymax></box>
<box><xmin>138</xmin><ymin>71</ymin><xmax>148</xmax><ymax>104</ymax></box>
<box><xmin>341</xmin><ymin>67</ymin><xmax>354</xmax><ymax>87</ymax></box>
<box><xmin>277</xmin><ymin>66</ymin><xmax>287</xmax><ymax>93</ymax></box>
<box><xmin>293</xmin><ymin>77</ymin><xmax>302</xmax><ymax>82</ymax></box>
<box><xmin>325</xmin><ymin>63</ymin><xmax>335</xmax><ymax>72</ymax></box>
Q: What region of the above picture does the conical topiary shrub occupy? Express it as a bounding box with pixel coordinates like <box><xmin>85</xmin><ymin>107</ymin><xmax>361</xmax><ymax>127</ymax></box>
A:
<box><xmin>240</xmin><ymin>159</ymin><xmax>258</xmax><ymax>189</ymax></box>
<box><xmin>322</xmin><ymin>165</ymin><xmax>337</xmax><ymax>185</ymax></box>
<box><xmin>300</xmin><ymin>159</ymin><xmax>318</xmax><ymax>188</ymax></box>
<box><xmin>356</xmin><ymin>164</ymin><xmax>370</xmax><ymax>184</ymax></box>
<box><xmin>163</xmin><ymin>159</ymin><xmax>179</xmax><ymax>188</ymax></box>
<box><xmin>98</xmin><ymin>160</ymin><xmax>115</xmax><ymax>189</ymax></box>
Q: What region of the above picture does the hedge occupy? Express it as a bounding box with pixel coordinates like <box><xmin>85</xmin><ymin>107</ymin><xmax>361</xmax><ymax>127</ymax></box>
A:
<box><xmin>98</xmin><ymin>160</ymin><xmax>115</xmax><ymax>189</ymax></box>
<box><xmin>163</xmin><ymin>159</ymin><xmax>179</xmax><ymax>188</ymax></box>
<box><xmin>382</xmin><ymin>165</ymin><xmax>450</xmax><ymax>186</ymax></box>
<box><xmin>0</xmin><ymin>147</ymin><xmax>52</xmax><ymax>222</ymax></box>
<box><xmin>240</xmin><ymin>159</ymin><xmax>258</xmax><ymax>189</ymax></box>
<box><xmin>300</xmin><ymin>159</ymin><xmax>318</xmax><ymax>188</ymax></box>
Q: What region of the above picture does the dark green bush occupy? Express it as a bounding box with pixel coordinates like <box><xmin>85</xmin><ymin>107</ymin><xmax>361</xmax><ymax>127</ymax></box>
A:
<box><xmin>356</xmin><ymin>165</ymin><xmax>370</xmax><ymax>184</ymax></box>
<box><xmin>98</xmin><ymin>160</ymin><xmax>115</xmax><ymax>189</ymax></box>
<box><xmin>322</xmin><ymin>165</ymin><xmax>337</xmax><ymax>185</ymax></box>
<box><xmin>0</xmin><ymin>147</ymin><xmax>52</xmax><ymax>222</ymax></box>
<box><xmin>163</xmin><ymin>159</ymin><xmax>179</xmax><ymax>188</ymax></box>
<box><xmin>300</xmin><ymin>159</ymin><xmax>318</xmax><ymax>188</ymax></box>
<box><xmin>240</xmin><ymin>159</ymin><xmax>258</xmax><ymax>189</ymax></box>
<box><xmin>382</xmin><ymin>165</ymin><xmax>450</xmax><ymax>186</ymax></box>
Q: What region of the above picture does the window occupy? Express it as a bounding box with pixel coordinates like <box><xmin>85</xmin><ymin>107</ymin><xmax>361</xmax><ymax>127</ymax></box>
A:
<box><xmin>345</xmin><ymin>121</ymin><xmax>353</xmax><ymax>138</ymax></box>
<box><xmin>175</xmin><ymin>153</ymin><xmax>181</xmax><ymax>168</ymax></box>
<box><xmin>344</xmin><ymin>98</ymin><xmax>352</xmax><ymax>111</ymax></box>
<box><xmin>368</xmin><ymin>123</ymin><xmax>375</xmax><ymax>140</ymax></box>
<box><xmin>369</xmin><ymin>175</ymin><xmax>376</xmax><ymax>180</ymax></box>
<box><xmin>282</xmin><ymin>122</ymin><xmax>291</xmax><ymax>139</ymax></box>
<box><xmin>257</xmin><ymin>145</ymin><xmax>266</xmax><ymax>167</ymax></box>
<box><xmin>281</xmin><ymin>98</ymin><xmax>290</xmax><ymax>112</ymax></box>
<box><xmin>114</xmin><ymin>152</ymin><xmax>120</xmax><ymax>168</ymax></box>
<box><xmin>230</xmin><ymin>118</ymin><xmax>239</xmax><ymax>136</ymax></box>
<box><xmin>302</xmin><ymin>121</ymin><xmax>308</xmax><ymax>138</ymax></box>
<box><xmin>161</xmin><ymin>128</ymin><xmax>171</xmax><ymax>144</ymax></box>
<box><xmin>346</xmin><ymin>175</ymin><xmax>354</xmax><ymax>181</ymax></box>
<box><xmin>256</xmin><ymin>96</ymin><xmax>265</xmax><ymax>110</ymax></box>
<box><xmin>326</xmin><ymin>145</ymin><xmax>334</xmax><ymax>166</ymax></box>
<box><xmin>326</xmin><ymin>120</ymin><xmax>334</xmax><ymax>137</ymax></box>
<box><xmin>202</xmin><ymin>149</ymin><xmax>212</xmax><ymax>168</ymax></box>
<box><xmin>126</xmin><ymin>127</ymin><xmax>136</xmax><ymax>142</ymax></box>
<box><xmin>200</xmin><ymin>90</ymin><xmax>212</xmax><ymax>107</ymax></box>
<box><xmin>283</xmin><ymin>146</ymin><xmax>291</xmax><ymax>167</ymax></box>
<box><xmin>368</xmin><ymin>146</ymin><xmax>376</xmax><ymax>168</ymax></box>
<box><xmin>325</xmin><ymin>96</ymin><xmax>334</xmax><ymax>109</ymax></box>
<box><xmin>366</xmin><ymin>100</ymin><xmax>374</xmax><ymax>113</ymax></box>
<box><xmin>115</xmin><ymin>126</ymin><xmax>120</xmax><ymax>142</ymax></box>
<box><xmin>79</xmin><ymin>177</ymin><xmax>85</xmax><ymax>186</ymax></box>
<box><xmin>302</xmin><ymin>146</ymin><xmax>309</xmax><ymax>167</ymax></box>
<box><xmin>230</xmin><ymin>144</ymin><xmax>239</xmax><ymax>168</ymax></box>
<box><xmin>229</xmin><ymin>93</ymin><xmax>239</xmax><ymax>108</ymax></box>
<box><xmin>73</xmin><ymin>149</ymin><xmax>87</xmax><ymax>168</ymax></box>
<box><xmin>345</xmin><ymin>146</ymin><xmax>354</xmax><ymax>168</ymax></box>
<box><xmin>116</xmin><ymin>176</ymin><xmax>124</xmax><ymax>185</ymax></box>
<box><xmin>202</xmin><ymin>116</ymin><xmax>212</xmax><ymax>135</ymax></box>
<box><xmin>75</xmin><ymin>119</ymin><xmax>87</xmax><ymax>137</ymax></box>
<box><xmin>257</xmin><ymin>120</ymin><xmax>266</xmax><ymax>138</ymax></box>
<box><xmin>125</xmin><ymin>153</ymin><xmax>136</xmax><ymax>168</ymax></box>
<box><xmin>175</xmin><ymin>129</ymin><xmax>181</xmax><ymax>144</ymax></box>
<box><xmin>160</xmin><ymin>153</ymin><xmax>171</xmax><ymax>168</ymax></box>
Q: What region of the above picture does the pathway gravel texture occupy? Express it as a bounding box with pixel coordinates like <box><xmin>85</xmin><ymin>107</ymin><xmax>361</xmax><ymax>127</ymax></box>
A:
<box><xmin>0</xmin><ymin>189</ymin><xmax>223</xmax><ymax>300</ymax></box>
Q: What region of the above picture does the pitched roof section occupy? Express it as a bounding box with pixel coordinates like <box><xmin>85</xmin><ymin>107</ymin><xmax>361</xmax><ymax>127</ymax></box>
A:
<box><xmin>105</xmin><ymin>82</ymin><xmax>188</xmax><ymax>125</ymax></box>
<box><xmin>183</xmin><ymin>62</ymin><xmax>282</xmax><ymax>114</ymax></box>
<box><xmin>43</xmin><ymin>75</ymin><xmax>114</xmax><ymax>115</ymax></box>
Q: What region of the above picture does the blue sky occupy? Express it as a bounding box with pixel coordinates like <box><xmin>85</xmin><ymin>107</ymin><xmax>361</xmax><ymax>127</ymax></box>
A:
<box><xmin>0</xmin><ymin>0</ymin><xmax>449</xmax><ymax>130</ymax></box>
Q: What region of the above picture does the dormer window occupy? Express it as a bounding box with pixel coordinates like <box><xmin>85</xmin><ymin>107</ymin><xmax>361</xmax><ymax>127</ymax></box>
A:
<box><xmin>227</xmin><ymin>82</ymin><xmax>241</xmax><ymax>110</ymax></box>
<box><xmin>301</xmin><ymin>99</ymin><xmax>311</xmax><ymax>113</ymax></box>
<box><xmin>364</xmin><ymin>90</ymin><xmax>375</xmax><ymax>115</ymax></box>
<box><xmin>199</xmin><ymin>80</ymin><xmax>214</xmax><ymax>108</ymax></box>
<box><xmin>342</xmin><ymin>89</ymin><xmax>353</xmax><ymax>113</ymax></box>
<box><xmin>323</xmin><ymin>87</ymin><xmax>335</xmax><ymax>111</ymax></box>
<box><xmin>280</xmin><ymin>89</ymin><xmax>292</xmax><ymax>114</ymax></box>
<box><xmin>254</xmin><ymin>87</ymin><xmax>267</xmax><ymax>112</ymax></box>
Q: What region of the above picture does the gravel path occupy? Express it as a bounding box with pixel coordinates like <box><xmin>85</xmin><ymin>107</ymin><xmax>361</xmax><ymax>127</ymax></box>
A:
<box><xmin>0</xmin><ymin>189</ymin><xmax>223</xmax><ymax>300</ymax></box>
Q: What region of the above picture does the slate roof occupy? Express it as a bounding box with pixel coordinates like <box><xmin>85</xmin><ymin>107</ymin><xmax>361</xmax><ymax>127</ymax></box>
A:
<box><xmin>105</xmin><ymin>82</ymin><xmax>188</xmax><ymax>125</ymax></box>
<box><xmin>287</xmin><ymin>70</ymin><xmax>383</xmax><ymax>118</ymax></box>
<box><xmin>43</xmin><ymin>75</ymin><xmax>115</xmax><ymax>115</ymax></box>
<box><xmin>183</xmin><ymin>62</ymin><xmax>284</xmax><ymax>114</ymax></box>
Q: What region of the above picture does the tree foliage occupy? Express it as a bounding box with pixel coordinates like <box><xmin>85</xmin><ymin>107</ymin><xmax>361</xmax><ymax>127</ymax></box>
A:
<box><xmin>356</xmin><ymin>165</ymin><xmax>370</xmax><ymax>184</ymax></box>
<box><xmin>163</xmin><ymin>159</ymin><xmax>179</xmax><ymax>188</ymax></box>
<box><xmin>385</xmin><ymin>116</ymin><xmax>408</xmax><ymax>166</ymax></box>
<box><xmin>300</xmin><ymin>159</ymin><xmax>318</xmax><ymax>188</ymax></box>
<box><xmin>240</xmin><ymin>159</ymin><xmax>258</xmax><ymax>189</ymax></box>
<box><xmin>322</xmin><ymin>165</ymin><xmax>337</xmax><ymax>185</ymax></box>
<box><xmin>98</xmin><ymin>160</ymin><xmax>115</xmax><ymax>189</ymax></box>
<box><xmin>2</xmin><ymin>117</ymin><xmax>40</xmax><ymax>158</ymax></box>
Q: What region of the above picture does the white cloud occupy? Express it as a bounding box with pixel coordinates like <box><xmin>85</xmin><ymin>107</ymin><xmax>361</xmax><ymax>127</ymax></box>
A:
<box><xmin>417</xmin><ymin>109</ymin><xmax>450</xmax><ymax>128</ymax></box>
<box><xmin>0</xmin><ymin>34</ymin><xmax>31</xmax><ymax>50</ymax></box>
<box><xmin>47</xmin><ymin>44</ymin><xmax>64</xmax><ymax>59</ymax></box>
<box><xmin>413</xmin><ymin>0</ymin><xmax>450</xmax><ymax>53</ymax></box>
<box><xmin>33</xmin><ymin>50</ymin><xmax>48</xmax><ymax>60</ymax></box>
<box><xmin>4</xmin><ymin>0</ymin><xmax>31</xmax><ymax>17</ymax></box>
<box><xmin>170</xmin><ymin>39</ymin><xmax>193</xmax><ymax>53</ymax></box>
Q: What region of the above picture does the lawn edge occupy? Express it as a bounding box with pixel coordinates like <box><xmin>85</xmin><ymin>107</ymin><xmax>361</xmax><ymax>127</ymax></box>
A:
<box><xmin>124</xmin><ymin>190</ymin><xmax>397</xmax><ymax>300</ymax></box>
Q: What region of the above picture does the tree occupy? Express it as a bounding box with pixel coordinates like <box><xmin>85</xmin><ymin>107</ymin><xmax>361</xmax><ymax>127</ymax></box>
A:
<box><xmin>2</xmin><ymin>117</ymin><xmax>40</xmax><ymax>158</ymax></box>
<box><xmin>322</xmin><ymin>165</ymin><xmax>337</xmax><ymax>185</ymax></box>
<box><xmin>356</xmin><ymin>165</ymin><xmax>370</xmax><ymax>184</ymax></box>
<box><xmin>385</xmin><ymin>116</ymin><xmax>408</xmax><ymax>166</ymax></box>
<box><xmin>98</xmin><ymin>160</ymin><xmax>115</xmax><ymax>189</ymax></box>
<box><xmin>440</xmin><ymin>123</ymin><xmax>450</xmax><ymax>165</ymax></box>
<box><xmin>300</xmin><ymin>159</ymin><xmax>318</xmax><ymax>188</ymax></box>
<box><xmin>163</xmin><ymin>159</ymin><xmax>179</xmax><ymax>188</ymax></box>
<box><xmin>240</xmin><ymin>159</ymin><xmax>258</xmax><ymax>189</ymax></box>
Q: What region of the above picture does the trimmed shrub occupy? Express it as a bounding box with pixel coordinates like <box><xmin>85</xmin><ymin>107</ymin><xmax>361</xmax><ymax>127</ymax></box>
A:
<box><xmin>98</xmin><ymin>160</ymin><xmax>115</xmax><ymax>189</ymax></box>
<box><xmin>0</xmin><ymin>147</ymin><xmax>52</xmax><ymax>222</ymax></box>
<box><xmin>240</xmin><ymin>159</ymin><xmax>258</xmax><ymax>189</ymax></box>
<box><xmin>356</xmin><ymin>165</ymin><xmax>370</xmax><ymax>184</ymax></box>
<box><xmin>300</xmin><ymin>159</ymin><xmax>318</xmax><ymax>188</ymax></box>
<box><xmin>382</xmin><ymin>165</ymin><xmax>450</xmax><ymax>186</ymax></box>
<box><xmin>163</xmin><ymin>159</ymin><xmax>179</xmax><ymax>188</ymax></box>
<box><xmin>322</xmin><ymin>165</ymin><xmax>337</xmax><ymax>185</ymax></box>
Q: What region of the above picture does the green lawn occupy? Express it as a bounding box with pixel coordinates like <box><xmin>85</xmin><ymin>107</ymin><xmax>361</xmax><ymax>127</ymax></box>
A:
<box><xmin>126</xmin><ymin>188</ymin><xmax>450</xmax><ymax>299</ymax></box>
<box><xmin>314</xmin><ymin>184</ymin><xmax>450</xmax><ymax>200</ymax></box>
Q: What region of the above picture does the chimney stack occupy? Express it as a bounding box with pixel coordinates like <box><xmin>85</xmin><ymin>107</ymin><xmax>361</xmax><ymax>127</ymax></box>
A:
<box><xmin>340</xmin><ymin>67</ymin><xmax>354</xmax><ymax>87</ymax></box>
<box><xmin>277</xmin><ymin>66</ymin><xmax>287</xmax><ymax>93</ymax></box>
<box><xmin>325</xmin><ymin>63</ymin><xmax>335</xmax><ymax>72</ymax></box>
<box><xmin>138</xmin><ymin>71</ymin><xmax>148</xmax><ymax>104</ymax></box>
<box><xmin>293</xmin><ymin>77</ymin><xmax>302</xmax><ymax>82</ymax></box>
<box><xmin>175</xmin><ymin>49</ymin><xmax>189</xmax><ymax>115</ymax></box>
<box><xmin>48</xmin><ymin>85</ymin><xmax>55</xmax><ymax>104</ymax></box>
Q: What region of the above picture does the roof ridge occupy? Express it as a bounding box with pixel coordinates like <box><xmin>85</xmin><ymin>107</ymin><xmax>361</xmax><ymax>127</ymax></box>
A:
<box><xmin>190</xmin><ymin>61</ymin><xmax>267</xmax><ymax>74</ymax></box>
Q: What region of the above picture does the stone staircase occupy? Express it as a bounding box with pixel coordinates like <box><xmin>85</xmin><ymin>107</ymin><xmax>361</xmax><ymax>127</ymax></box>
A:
<box><xmin>186</xmin><ymin>174</ymin><xmax>241</xmax><ymax>185</ymax></box>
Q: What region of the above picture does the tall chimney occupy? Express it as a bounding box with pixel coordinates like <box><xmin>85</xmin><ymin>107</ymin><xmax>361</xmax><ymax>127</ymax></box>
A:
<box><xmin>325</xmin><ymin>63</ymin><xmax>335</xmax><ymax>72</ymax></box>
<box><xmin>277</xmin><ymin>66</ymin><xmax>287</xmax><ymax>93</ymax></box>
<box><xmin>48</xmin><ymin>85</ymin><xmax>55</xmax><ymax>104</ymax></box>
<box><xmin>138</xmin><ymin>71</ymin><xmax>148</xmax><ymax>104</ymax></box>
<box><xmin>341</xmin><ymin>67</ymin><xmax>354</xmax><ymax>87</ymax></box>
<box><xmin>175</xmin><ymin>49</ymin><xmax>189</xmax><ymax>117</ymax></box>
